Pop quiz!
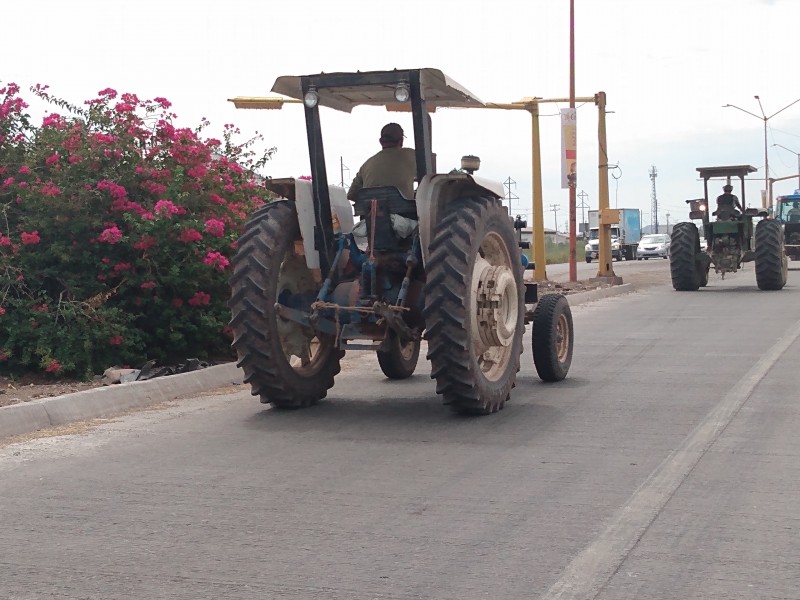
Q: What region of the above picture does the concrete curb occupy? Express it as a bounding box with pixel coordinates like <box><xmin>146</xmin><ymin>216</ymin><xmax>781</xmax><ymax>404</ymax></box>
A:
<box><xmin>0</xmin><ymin>362</ymin><xmax>243</xmax><ymax>440</ymax></box>
<box><xmin>0</xmin><ymin>283</ymin><xmax>640</xmax><ymax>441</ymax></box>
<box><xmin>564</xmin><ymin>282</ymin><xmax>637</xmax><ymax>306</ymax></box>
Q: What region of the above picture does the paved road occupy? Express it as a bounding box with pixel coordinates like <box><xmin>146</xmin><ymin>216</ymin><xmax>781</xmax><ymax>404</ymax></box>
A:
<box><xmin>1</xmin><ymin>268</ymin><xmax>799</xmax><ymax>599</ymax></box>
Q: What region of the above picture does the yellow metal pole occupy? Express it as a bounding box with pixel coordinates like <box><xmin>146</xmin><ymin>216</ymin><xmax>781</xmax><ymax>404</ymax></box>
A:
<box><xmin>530</xmin><ymin>102</ymin><xmax>547</xmax><ymax>281</ymax></box>
<box><xmin>596</xmin><ymin>92</ymin><xmax>616</xmax><ymax>279</ymax></box>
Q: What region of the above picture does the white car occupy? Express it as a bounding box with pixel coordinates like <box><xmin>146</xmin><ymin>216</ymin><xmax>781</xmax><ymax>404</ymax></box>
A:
<box><xmin>636</xmin><ymin>234</ymin><xmax>670</xmax><ymax>260</ymax></box>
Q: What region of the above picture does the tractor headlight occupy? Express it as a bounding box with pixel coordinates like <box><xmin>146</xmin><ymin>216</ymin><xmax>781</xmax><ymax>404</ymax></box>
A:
<box><xmin>394</xmin><ymin>81</ymin><xmax>410</xmax><ymax>103</ymax></box>
<box><xmin>303</xmin><ymin>87</ymin><xmax>319</xmax><ymax>108</ymax></box>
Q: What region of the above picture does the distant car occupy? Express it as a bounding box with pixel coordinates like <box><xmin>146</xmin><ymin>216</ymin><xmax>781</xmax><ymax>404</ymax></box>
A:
<box><xmin>637</xmin><ymin>233</ymin><xmax>671</xmax><ymax>259</ymax></box>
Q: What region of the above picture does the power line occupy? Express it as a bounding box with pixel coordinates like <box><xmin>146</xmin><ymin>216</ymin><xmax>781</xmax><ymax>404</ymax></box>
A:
<box><xmin>504</xmin><ymin>177</ymin><xmax>519</xmax><ymax>213</ymax></box>
<box><xmin>577</xmin><ymin>190</ymin><xmax>589</xmax><ymax>236</ymax></box>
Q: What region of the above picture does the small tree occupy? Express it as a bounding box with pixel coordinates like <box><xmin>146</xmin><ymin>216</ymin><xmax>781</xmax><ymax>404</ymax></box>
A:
<box><xmin>0</xmin><ymin>83</ymin><xmax>274</xmax><ymax>377</ymax></box>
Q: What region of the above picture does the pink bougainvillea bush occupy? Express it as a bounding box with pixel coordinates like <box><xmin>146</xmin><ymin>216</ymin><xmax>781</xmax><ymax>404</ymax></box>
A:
<box><xmin>0</xmin><ymin>82</ymin><xmax>274</xmax><ymax>377</ymax></box>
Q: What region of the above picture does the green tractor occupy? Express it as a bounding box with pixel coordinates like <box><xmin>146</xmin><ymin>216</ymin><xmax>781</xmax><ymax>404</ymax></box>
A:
<box><xmin>670</xmin><ymin>165</ymin><xmax>787</xmax><ymax>291</ymax></box>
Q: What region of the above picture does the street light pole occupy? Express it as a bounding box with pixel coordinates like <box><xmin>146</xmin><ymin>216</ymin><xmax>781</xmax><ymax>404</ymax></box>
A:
<box><xmin>723</xmin><ymin>95</ymin><xmax>800</xmax><ymax>209</ymax></box>
<box><xmin>773</xmin><ymin>143</ymin><xmax>800</xmax><ymax>189</ymax></box>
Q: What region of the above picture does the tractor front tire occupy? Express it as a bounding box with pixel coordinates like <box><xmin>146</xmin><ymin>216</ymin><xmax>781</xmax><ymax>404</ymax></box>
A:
<box><xmin>531</xmin><ymin>294</ymin><xmax>574</xmax><ymax>382</ymax></box>
<box><xmin>423</xmin><ymin>196</ymin><xmax>524</xmax><ymax>415</ymax></box>
<box><xmin>377</xmin><ymin>334</ymin><xmax>420</xmax><ymax>380</ymax></box>
<box><xmin>755</xmin><ymin>219</ymin><xmax>787</xmax><ymax>291</ymax></box>
<box><xmin>228</xmin><ymin>202</ymin><xmax>343</xmax><ymax>409</ymax></box>
<box><xmin>670</xmin><ymin>222</ymin><xmax>701</xmax><ymax>291</ymax></box>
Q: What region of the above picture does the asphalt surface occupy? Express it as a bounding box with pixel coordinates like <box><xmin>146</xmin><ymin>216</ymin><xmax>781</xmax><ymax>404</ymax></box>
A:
<box><xmin>1</xmin><ymin>264</ymin><xmax>799</xmax><ymax>599</ymax></box>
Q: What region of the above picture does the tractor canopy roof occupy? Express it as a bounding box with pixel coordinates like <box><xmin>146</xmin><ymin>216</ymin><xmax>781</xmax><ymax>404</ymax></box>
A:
<box><xmin>695</xmin><ymin>165</ymin><xmax>757</xmax><ymax>180</ymax></box>
<box><xmin>271</xmin><ymin>68</ymin><xmax>484</xmax><ymax>113</ymax></box>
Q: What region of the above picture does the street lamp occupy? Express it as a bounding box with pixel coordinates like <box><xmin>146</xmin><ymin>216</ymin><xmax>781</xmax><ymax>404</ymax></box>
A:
<box><xmin>772</xmin><ymin>143</ymin><xmax>800</xmax><ymax>189</ymax></box>
<box><xmin>723</xmin><ymin>96</ymin><xmax>800</xmax><ymax>208</ymax></box>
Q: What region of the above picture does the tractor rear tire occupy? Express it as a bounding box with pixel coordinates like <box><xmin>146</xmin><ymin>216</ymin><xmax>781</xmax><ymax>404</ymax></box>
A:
<box><xmin>423</xmin><ymin>196</ymin><xmax>524</xmax><ymax>415</ymax></box>
<box><xmin>755</xmin><ymin>219</ymin><xmax>787</xmax><ymax>291</ymax></box>
<box><xmin>377</xmin><ymin>334</ymin><xmax>420</xmax><ymax>380</ymax></box>
<box><xmin>531</xmin><ymin>294</ymin><xmax>574</xmax><ymax>382</ymax></box>
<box><xmin>670</xmin><ymin>222</ymin><xmax>701</xmax><ymax>291</ymax></box>
<box><xmin>228</xmin><ymin>202</ymin><xmax>343</xmax><ymax>408</ymax></box>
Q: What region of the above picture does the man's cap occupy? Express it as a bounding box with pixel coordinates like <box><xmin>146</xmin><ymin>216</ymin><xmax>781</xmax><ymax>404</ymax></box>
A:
<box><xmin>723</xmin><ymin>184</ymin><xmax>733</xmax><ymax>192</ymax></box>
<box><xmin>380</xmin><ymin>122</ymin><xmax>405</xmax><ymax>143</ymax></box>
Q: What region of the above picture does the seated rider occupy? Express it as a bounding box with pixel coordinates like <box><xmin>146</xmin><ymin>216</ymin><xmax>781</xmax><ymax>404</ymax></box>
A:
<box><xmin>715</xmin><ymin>184</ymin><xmax>742</xmax><ymax>218</ymax></box>
<box><xmin>346</xmin><ymin>123</ymin><xmax>416</xmax><ymax>201</ymax></box>
<box><xmin>786</xmin><ymin>201</ymin><xmax>800</xmax><ymax>223</ymax></box>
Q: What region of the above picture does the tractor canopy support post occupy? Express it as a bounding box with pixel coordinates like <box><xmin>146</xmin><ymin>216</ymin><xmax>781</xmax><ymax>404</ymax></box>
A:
<box><xmin>302</xmin><ymin>81</ymin><xmax>334</xmax><ymax>276</ymax></box>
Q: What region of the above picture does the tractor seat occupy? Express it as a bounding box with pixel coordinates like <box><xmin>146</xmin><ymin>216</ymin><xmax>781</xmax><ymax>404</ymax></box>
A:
<box><xmin>352</xmin><ymin>186</ymin><xmax>418</xmax><ymax>219</ymax></box>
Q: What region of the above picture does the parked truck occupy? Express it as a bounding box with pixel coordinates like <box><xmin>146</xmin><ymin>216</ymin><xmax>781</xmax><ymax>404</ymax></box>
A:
<box><xmin>584</xmin><ymin>208</ymin><xmax>642</xmax><ymax>262</ymax></box>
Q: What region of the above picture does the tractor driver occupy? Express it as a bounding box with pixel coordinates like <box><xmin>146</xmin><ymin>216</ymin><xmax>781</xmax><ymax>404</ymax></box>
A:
<box><xmin>715</xmin><ymin>184</ymin><xmax>743</xmax><ymax>218</ymax></box>
<box><xmin>786</xmin><ymin>201</ymin><xmax>800</xmax><ymax>223</ymax></box>
<box><xmin>346</xmin><ymin>122</ymin><xmax>417</xmax><ymax>201</ymax></box>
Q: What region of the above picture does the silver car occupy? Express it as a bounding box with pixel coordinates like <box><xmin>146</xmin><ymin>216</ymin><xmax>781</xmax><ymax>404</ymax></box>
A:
<box><xmin>637</xmin><ymin>234</ymin><xmax>671</xmax><ymax>259</ymax></box>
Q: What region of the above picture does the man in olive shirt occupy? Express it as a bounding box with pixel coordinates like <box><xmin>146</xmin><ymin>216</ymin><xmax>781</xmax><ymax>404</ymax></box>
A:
<box><xmin>346</xmin><ymin>123</ymin><xmax>417</xmax><ymax>200</ymax></box>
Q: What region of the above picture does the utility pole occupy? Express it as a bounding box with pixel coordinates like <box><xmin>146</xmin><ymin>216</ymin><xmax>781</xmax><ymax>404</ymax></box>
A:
<box><xmin>550</xmin><ymin>203</ymin><xmax>560</xmax><ymax>233</ymax></box>
<box><xmin>567</xmin><ymin>0</ymin><xmax>577</xmax><ymax>281</ymax></box>
<box><xmin>649</xmin><ymin>165</ymin><xmax>659</xmax><ymax>233</ymax></box>
<box><xmin>339</xmin><ymin>157</ymin><xmax>350</xmax><ymax>188</ymax></box>
<box><xmin>503</xmin><ymin>177</ymin><xmax>519</xmax><ymax>213</ymax></box>
<box><xmin>577</xmin><ymin>190</ymin><xmax>589</xmax><ymax>238</ymax></box>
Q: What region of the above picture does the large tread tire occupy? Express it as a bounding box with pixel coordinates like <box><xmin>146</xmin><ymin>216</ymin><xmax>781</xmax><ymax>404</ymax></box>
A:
<box><xmin>531</xmin><ymin>294</ymin><xmax>574</xmax><ymax>382</ymax></box>
<box><xmin>670</xmin><ymin>222</ymin><xmax>701</xmax><ymax>291</ymax></box>
<box><xmin>377</xmin><ymin>334</ymin><xmax>420</xmax><ymax>380</ymax></box>
<box><xmin>228</xmin><ymin>202</ymin><xmax>343</xmax><ymax>409</ymax></box>
<box><xmin>423</xmin><ymin>196</ymin><xmax>524</xmax><ymax>415</ymax></box>
<box><xmin>755</xmin><ymin>219</ymin><xmax>787</xmax><ymax>291</ymax></box>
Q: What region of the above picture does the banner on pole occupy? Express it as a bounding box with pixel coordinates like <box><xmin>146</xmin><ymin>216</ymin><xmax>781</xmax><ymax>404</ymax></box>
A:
<box><xmin>561</xmin><ymin>108</ymin><xmax>577</xmax><ymax>189</ymax></box>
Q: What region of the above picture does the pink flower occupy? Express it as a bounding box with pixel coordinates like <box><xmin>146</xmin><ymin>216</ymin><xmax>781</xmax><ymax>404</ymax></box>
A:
<box><xmin>209</xmin><ymin>193</ymin><xmax>226</xmax><ymax>205</ymax></box>
<box><xmin>2</xmin><ymin>177</ymin><xmax>13</xmax><ymax>187</ymax></box>
<box><xmin>140</xmin><ymin>281</ymin><xmax>157</xmax><ymax>289</ymax></box>
<box><xmin>113</xmin><ymin>262</ymin><xmax>132</xmax><ymax>273</ymax></box>
<box><xmin>97</xmin><ymin>179</ymin><xmax>128</xmax><ymax>200</ymax></box>
<box><xmin>0</xmin><ymin>235</ymin><xmax>11</xmax><ymax>247</ymax></box>
<box><xmin>41</xmin><ymin>113</ymin><xmax>63</xmax><ymax>128</ymax></box>
<box><xmin>154</xmin><ymin>199</ymin><xmax>180</xmax><ymax>217</ymax></box>
<box><xmin>172</xmin><ymin>298</ymin><xmax>183</xmax><ymax>308</ymax></box>
<box><xmin>204</xmin><ymin>219</ymin><xmax>225</xmax><ymax>238</ymax></box>
<box><xmin>133</xmin><ymin>235</ymin><xmax>156</xmax><ymax>250</ymax></box>
<box><xmin>45</xmin><ymin>152</ymin><xmax>60</xmax><ymax>165</ymax></box>
<box><xmin>203</xmin><ymin>251</ymin><xmax>230</xmax><ymax>271</ymax></box>
<box><xmin>33</xmin><ymin>304</ymin><xmax>48</xmax><ymax>312</ymax></box>
<box><xmin>98</xmin><ymin>88</ymin><xmax>118</xmax><ymax>99</ymax></box>
<box><xmin>154</xmin><ymin>97</ymin><xmax>172</xmax><ymax>109</ymax></box>
<box><xmin>114</xmin><ymin>102</ymin><xmax>134</xmax><ymax>113</ymax></box>
<box><xmin>178</xmin><ymin>228</ymin><xmax>203</xmax><ymax>243</ymax></box>
<box><xmin>45</xmin><ymin>359</ymin><xmax>62</xmax><ymax>373</ymax></box>
<box><xmin>188</xmin><ymin>291</ymin><xmax>211</xmax><ymax>306</ymax></box>
<box><xmin>187</xmin><ymin>166</ymin><xmax>208</xmax><ymax>179</ymax></box>
<box><xmin>18</xmin><ymin>165</ymin><xmax>31</xmax><ymax>175</ymax></box>
<box><xmin>0</xmin><ymin>306</ymin><xmax>5</xmax><ymax>315</ymax></box>
<box><xmin>21</xmin><ymin>230</ymin><xmax>41</xmax><ymax>245</ymax></box>
<box><xmin>97</xmin><ymin>274</ymin><xmax>107</xmax><ymax>281</ymax></box>
<box><xmin>99</xmin><ymin>226</ymin><xmax>123</xmax><ymax>244</ymax></box>
<box><xmin>109</xmin><ymin>335</ymin><xmax>124</xmax><ymax>346</ymax></box>
<box><xmin>40</xmin><ymin>182</ymin><xmax>61</xmax><ymax>196</ymax></box>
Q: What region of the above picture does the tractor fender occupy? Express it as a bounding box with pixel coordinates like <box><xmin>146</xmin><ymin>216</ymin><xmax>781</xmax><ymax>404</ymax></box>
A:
<box><xmin>416</xmin><ymin>173</ymin><xmax>506</xmax><ymax>266</ymax></box>
<box><xmin>265</xmin><ymin>179</ymin><xmax>354</xmax><ymax>270</ymax></box>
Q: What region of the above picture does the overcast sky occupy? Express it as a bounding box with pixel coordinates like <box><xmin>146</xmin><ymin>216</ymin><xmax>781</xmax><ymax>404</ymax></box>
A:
<box><xmin>5</xmin><ymin>0</ymin><xmax>800</xmax><ymax>231</ymax></box>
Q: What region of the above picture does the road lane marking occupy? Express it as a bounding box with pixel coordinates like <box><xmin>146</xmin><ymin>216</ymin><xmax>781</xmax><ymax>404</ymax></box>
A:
<box><xmin>540</xmin><ymin>318</ymin><xmax>800</xmax><ymax>600</ymax></box>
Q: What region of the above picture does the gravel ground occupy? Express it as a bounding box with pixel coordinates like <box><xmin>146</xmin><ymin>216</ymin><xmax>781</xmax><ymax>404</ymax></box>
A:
<box><xmin>0</xmin><ymin>267</ymin><xmax>672</xmax><ymax>408</ymax></box>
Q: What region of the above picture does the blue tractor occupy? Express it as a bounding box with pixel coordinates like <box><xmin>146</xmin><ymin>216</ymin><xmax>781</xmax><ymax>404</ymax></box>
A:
<box><xmin>228</xmin><ymin>68</ymin><xmax>573</xmax><ymax>415</ymax></box>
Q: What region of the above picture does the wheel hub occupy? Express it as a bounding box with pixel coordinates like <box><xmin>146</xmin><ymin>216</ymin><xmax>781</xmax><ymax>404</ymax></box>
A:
<box><xmin>474</xmin><ymin>263</ymin><xmax>518</xmax><ymax>348</ymax></box>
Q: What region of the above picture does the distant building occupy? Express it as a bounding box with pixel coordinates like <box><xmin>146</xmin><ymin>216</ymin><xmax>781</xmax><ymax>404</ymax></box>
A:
<box><xmin>520</xmin><ymin>227</ymin><xmax>569</xmax><ymax>245</ymax></box>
